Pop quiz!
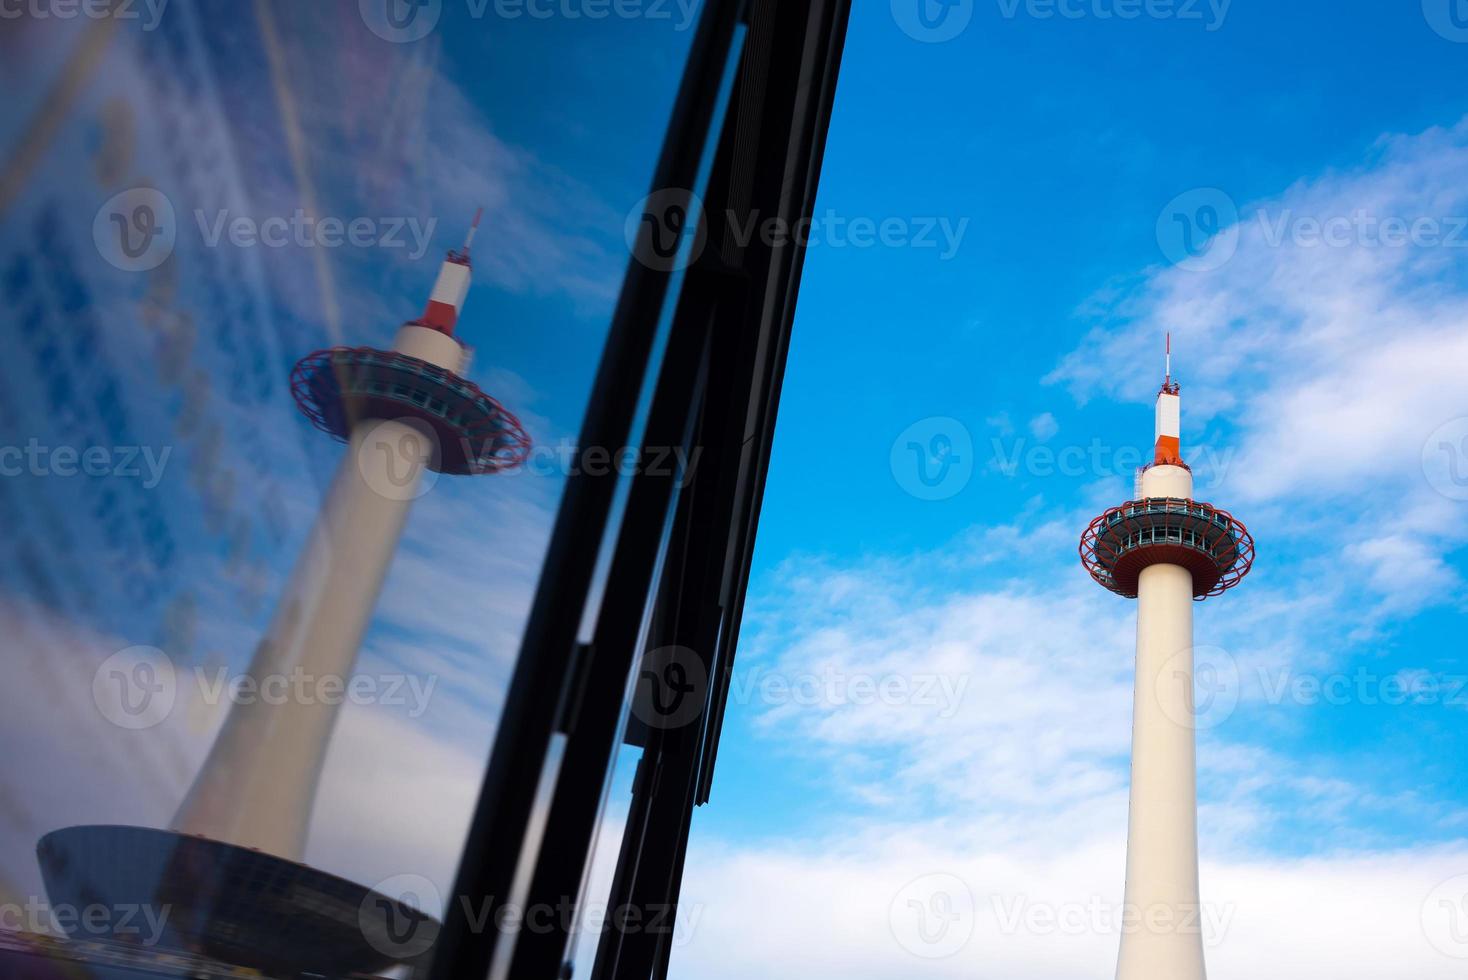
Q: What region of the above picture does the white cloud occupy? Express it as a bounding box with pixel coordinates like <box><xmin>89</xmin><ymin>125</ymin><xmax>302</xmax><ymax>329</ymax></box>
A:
<box><xmin>673</xmin><ymin>835</ymin><xmax>1468</xmax><ymax>980</ymax></box>
<box><xmin>679</xmin><ymin>530</ymin><xmax>1468</xmax><ymax>979</ymax></box>
<box><xmin>1028</xmin><ymin>412</ymin><xmax>1060</xmax><ymax>441</ymax></box>
<box><xmin>1049</xmin><ymin>118</ymin><xmax>1468</xmax><ymax>616</ymax></box>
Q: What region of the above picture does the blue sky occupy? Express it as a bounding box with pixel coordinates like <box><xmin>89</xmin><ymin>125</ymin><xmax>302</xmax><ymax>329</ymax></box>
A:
<box><xmin>674</xmin><ymin>2</ymin><xmax>1468</xmax><ymax>977</ymax></box>
<box><xmin>701</xmin><ymin>0</ymin><xmax>1468</xmax><ymax>832</ymax></box>
<box><xmin>2</xmin><ymin>2</ymin><xmax>1468</xmax><ymax>978</ymax></box>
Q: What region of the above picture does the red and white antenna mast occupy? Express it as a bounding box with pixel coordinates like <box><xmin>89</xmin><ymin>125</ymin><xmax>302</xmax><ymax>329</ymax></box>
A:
<box><xmin>1162</xmin><ymin>332</ymin><xmax>1178</xmax><ymax>395</ymax></box>
<box><xmin>421</xmin><ymin>207</ymin><xmax>483</xmax><ymax>336</ymax></box>
<box><xmin>1154</xmin><ymin>334</ymin><xmax>1183</xmax><ymax>466</ymax></box>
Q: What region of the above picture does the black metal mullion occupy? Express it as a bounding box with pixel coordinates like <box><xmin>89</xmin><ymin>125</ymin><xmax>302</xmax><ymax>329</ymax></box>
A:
<box><xmin>502</xmin><ymin>261</ymin><xmax>723</xmax><ymax>980</ymax></box>
<box><xmin>594</xmin><ymin>1</ymin><xmax>856</xmax><ymax>977</ymax></box>
<box><xmin>428</xmin><ymin>4</ymin><xmax>743</xmax><ymax>978</ymax></box>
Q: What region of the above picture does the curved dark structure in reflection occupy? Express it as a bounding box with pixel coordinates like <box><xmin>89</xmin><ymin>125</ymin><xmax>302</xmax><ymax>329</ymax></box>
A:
<box><xmin>38</xmin><ymin>825</ymin><xmax>439</xmax><ymax>977</ymax></box>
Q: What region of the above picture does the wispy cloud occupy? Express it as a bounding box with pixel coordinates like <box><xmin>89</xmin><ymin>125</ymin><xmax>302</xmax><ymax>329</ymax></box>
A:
<box><xmin>1050</xmin><ymin>117</ymin><xmax>1468</xmax><ymax>617</ymax></box>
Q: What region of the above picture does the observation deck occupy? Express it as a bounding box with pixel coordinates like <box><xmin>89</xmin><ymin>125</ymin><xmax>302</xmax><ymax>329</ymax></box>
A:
<box><xmin>38</xmin><ymin>825</ymin><xmax>439</xmax><ymax>976</ymax></box>
<box><xmin>1079</xmin><ymin>497</ymin><xmax>1254</xmax><ymax>600</ymax></box>
<box><xmin>290</xmin><ymin>345</ymin><xmax>531</xmax><ymax>475</ymax></box>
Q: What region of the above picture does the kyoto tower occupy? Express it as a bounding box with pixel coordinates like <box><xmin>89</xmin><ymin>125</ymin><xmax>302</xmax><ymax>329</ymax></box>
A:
<box><xmin>1078</xmin><ymin>338</ymin><xmax>1254</xmax><ymax>980</ymax></box>
<box><xmin>39</xmin><ymin>212</ymin><xmax>530</xmax><ymax>977</ymax></box>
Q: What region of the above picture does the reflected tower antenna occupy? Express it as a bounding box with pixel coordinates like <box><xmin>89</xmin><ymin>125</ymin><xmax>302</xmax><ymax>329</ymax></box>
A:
<box><xmin>40</xmin><ymin>209</ymin><xmax>531</xmax><ymax>979</ymax></box>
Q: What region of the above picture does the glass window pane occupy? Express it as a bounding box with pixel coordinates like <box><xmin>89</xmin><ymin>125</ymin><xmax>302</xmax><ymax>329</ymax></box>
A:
<box><xmin>0</xmin><ymin>3</ymin><xmax>699</xmax><ymax>976</ymax></box>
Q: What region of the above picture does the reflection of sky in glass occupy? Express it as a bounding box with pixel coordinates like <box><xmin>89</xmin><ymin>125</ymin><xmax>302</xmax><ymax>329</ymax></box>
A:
<box><xmin>0</xmin><ymin>0</ymin><xmax>696</xmax><ymax>911</ymax></box>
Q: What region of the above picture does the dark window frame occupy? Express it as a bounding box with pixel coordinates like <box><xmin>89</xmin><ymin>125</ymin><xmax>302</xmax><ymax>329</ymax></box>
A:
<box><xmin>427</xmin><ymin>1</ymin><xmax>852</xmax><ymax>978</ymax></box>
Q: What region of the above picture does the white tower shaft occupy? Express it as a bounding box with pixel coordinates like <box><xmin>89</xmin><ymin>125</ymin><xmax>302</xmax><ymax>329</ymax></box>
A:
<box><xmin>172</xmin><ymin>324</ymin><xmax>464</xmax><ymax>859</ymax></box>
<box><xmin>1117</xmin><ymin>460</ymin><xmax>1206</xmax><ymax>980</ymax></box>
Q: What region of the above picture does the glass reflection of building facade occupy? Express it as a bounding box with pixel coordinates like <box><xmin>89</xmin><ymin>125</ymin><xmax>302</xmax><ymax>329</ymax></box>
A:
<box><xmin>1</xmin><ymin>1</ymin><xmax>850</xmax><ymax>978</ymax></box>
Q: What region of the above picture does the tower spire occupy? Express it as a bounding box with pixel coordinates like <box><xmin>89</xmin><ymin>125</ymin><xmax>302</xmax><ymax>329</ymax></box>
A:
<box><xmin>1155</xmin><ymin>334</ymin><xmax>1183</xmax><ymax>467</ymax></box>
<box><xmin>1079</xmin><ymin>342</ymin><xmax>1254</xmax><ymax>980</ymax></box>
<box><xmin>421</xmin><ymin>208</ymin><xmax>483</xmax><ymax>335</ymax></box>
